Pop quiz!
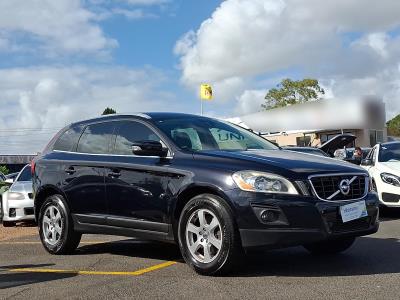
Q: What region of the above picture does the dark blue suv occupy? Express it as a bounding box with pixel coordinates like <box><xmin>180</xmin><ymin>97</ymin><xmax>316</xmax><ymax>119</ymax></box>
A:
<box><xmin>32</xmin><ymin>113</ymin><xmax>379</xmax><ymax>275</ymax></box>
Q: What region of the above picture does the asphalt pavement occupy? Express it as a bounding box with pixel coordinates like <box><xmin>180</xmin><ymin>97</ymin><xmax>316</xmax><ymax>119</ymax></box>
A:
<box><xmin>1</xmin><ymin>209</ymin><xmax>400</xmax><ymax>299</ymax></box>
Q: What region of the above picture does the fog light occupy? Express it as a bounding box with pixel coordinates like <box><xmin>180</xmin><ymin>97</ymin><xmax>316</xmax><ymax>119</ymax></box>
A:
<box><xmin>9</xmin><ymin>208</ymin><xmax>16</xmax><ymax>217</ymax></box>
<box><xmin>260</xmin><ymin>209</ymin><xmax>279</xmax><ymax>222</ymax></box>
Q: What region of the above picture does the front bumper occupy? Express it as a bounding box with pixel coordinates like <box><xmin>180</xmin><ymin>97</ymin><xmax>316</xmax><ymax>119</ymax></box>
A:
<box><xmin>225</xmin><ymin>189</ymin><xmax>379</xmax><ymax>249</ymax></box>
<box><xmin>2</xmin><ymin>198</ymin><xmax>35</xmax><ymax>222</ymax></box>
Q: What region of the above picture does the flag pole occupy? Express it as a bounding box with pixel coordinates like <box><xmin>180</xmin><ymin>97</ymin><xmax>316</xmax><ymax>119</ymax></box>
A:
<box><xmin>201</xmin><ymin>99</ymin><xmax>203</xmax><ymax>116</ymax></box>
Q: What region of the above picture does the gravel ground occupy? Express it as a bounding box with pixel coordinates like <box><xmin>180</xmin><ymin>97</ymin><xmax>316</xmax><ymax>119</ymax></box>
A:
<box><xmin>0</xmin><ymin>223</ymin><xmax>37</xmax><ymax>241</ymax></box>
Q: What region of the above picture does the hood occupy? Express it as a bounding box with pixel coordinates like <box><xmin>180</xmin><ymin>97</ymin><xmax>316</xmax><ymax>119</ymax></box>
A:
<box><xmin>380</xmin><ymin>161</ymin><xmax>400</xmax><ymax>174</ymax></box>
<box><xmin>319</xmin><ymin>134</ymin><xmax>356</xmax><ymax>157</ymax></box>
<box><xmin>10</xmin><ymin>181</ymin><xmax>33</xmax><ymax>193</ymax></box>
<box><xmin>193</xmin><ymin>149</ymin><xmax>365</xmax><ymax>178</ymax></box>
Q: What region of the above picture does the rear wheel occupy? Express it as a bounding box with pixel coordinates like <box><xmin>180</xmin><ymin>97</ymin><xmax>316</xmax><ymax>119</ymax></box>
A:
<box><xmin>38</xmin><ymin>194</ymin><xmax>81</xmax><ymax>254</ymax></box>
<box><xmin>178</xmin><ymin>194</ymin><xmax>242</xmax><ymax>275</ymax></box>
<box><xmin>303</xmin><ymin>237</ymin><xmax>356</xmax><ymax>255</ymax></box>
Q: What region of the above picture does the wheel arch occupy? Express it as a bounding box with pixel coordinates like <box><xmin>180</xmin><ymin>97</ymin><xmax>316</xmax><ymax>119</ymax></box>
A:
<box><xmin>34</xmin><ymin>185</ymin><xmax>68</xmax><ymax>222</ymax></box>
<box><xmin>171</xmin><ymin>184</ymin><xmax>235</xmax><ymax>239</ymax></box>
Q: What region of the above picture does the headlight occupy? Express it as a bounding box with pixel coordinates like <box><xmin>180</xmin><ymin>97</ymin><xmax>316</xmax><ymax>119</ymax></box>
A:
<box><xmin>232</xmin><ymin>171</ymin><xmax>298</xmax><ymax>194</ymax></box>
<box><xmin>7</xmin><ymin>192</ymin><xmax>25</xmax><ymax>200</ymax></box>
<box><xmin>380</xmin><ymin>173</ymin><xmax>400</xmax><ymax>187</ymax></box>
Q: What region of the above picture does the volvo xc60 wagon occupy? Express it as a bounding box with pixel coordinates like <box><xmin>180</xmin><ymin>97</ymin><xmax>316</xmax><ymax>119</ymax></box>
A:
<box><xmin>32</xmin><ymin>113</ymin><xmax>379</xmax><ymax>275</ymax></box>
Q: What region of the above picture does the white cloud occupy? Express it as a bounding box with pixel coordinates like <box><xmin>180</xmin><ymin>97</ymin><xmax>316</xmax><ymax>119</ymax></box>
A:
<box><xmin>175</xmin><ymin>0</ymin><xmax>400</xmax><ymax>117</ymax></box>
<box><xmin>235</xmin><ymin>89</ymin><xmax>267</xmax><ymax>115</ymax></box>
<box><xmin>0</xmin><ymin>0</ymin><xmax>117</xmax><ymax>55</ymax></box>
<box><xmin>119</xmin><ymin>0</ymin><xmax>170</xmax><ymax>5</ymax></box>
<box><xmin>0</xmin><ymin>66</ymin><xmax>178</xmax><ymax>154</ymax></box>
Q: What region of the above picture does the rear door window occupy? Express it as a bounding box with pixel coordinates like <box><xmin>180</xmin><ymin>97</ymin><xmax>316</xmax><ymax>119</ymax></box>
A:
<box><xmin>112</xmin><ymin>121</ymin><xmax>162</xmax><ymax>155</ymax></box>
<box><xmin>53</xmin><ymin>125</ymin><xmax>83</xmax><ymax>152</ymax></box>
<box><xmin>77</xmin><ymin>122</ymin><xmax>116</xmax><ymax>154</ymax></box>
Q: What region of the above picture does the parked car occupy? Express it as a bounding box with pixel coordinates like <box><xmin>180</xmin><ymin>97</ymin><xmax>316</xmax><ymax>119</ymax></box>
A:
<box><xmin>5</xmin><ymin>172</ymin><xmax>19</xmax><ymax>183</ymax></box>
<box><xmin>283</xmin><ymin>134</ymin><xmax>356</xmax><ymax>158</ymax></box>
<box><xmin>361</xmin><ymin>142</ymin><xmax>400</xmax><ymax>207</ymax></box>
<box><xmin>0</xmin><ymin>180</ymin><xmax>12</xmax><ymax>223</ymax></box>
<box><xmin>283</xmin><ymin>146</ymin><xmax>330</xmax><ymax>157</ymax></box>
<box><xmin>2</xmin><ymin>165</ymin><xmax>34</xmax><ymax>227</ymax></box>
<box><xmin>33</xmin><ymin>113</ymin><xmax>379</xmax><ymax>275</ymax></box>
<box><xmin>0</xmin><ymin>171</ymin><xmax>5</xmax><ymax>182</ymax></box>
<box><xmin>319</xmin><ymin>134</ymin><xmax>357</xmax><ymax>157</ymax></box>
<box><xmin>334</xmin><ymin>147</ymin><xmax>371</xmax><ymax>165</ymax></box>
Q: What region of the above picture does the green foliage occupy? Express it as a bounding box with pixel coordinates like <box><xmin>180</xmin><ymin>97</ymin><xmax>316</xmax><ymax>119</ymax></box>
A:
<box><xmin>386</xmin><ymin>114</ymin><xmax>400</xmax><ymax>137</ymax></box>
<box><xmin>102</xmin><ymin>107</ymin><xmax>117</xmax><ymax>115</ymax></box>
<box><xmin>263</xmin><ymin>78</ymin><xmax>325</xmax><ymax>110</ymax></box>
<box><xmin>0</xmin><ymin>165</ymin><xmax>9</xmax><ymax>175</ymax></box>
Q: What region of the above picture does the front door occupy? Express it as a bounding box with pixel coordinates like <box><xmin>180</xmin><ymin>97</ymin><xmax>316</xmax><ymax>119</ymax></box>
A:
<box><xmin>105</xmin><ymin>120</ymin><xmax>173</xmax><ymax>231</ymax></box>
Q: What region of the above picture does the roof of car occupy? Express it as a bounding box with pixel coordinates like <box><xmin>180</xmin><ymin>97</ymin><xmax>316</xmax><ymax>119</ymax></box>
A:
<box><xmin>70</xmin><ymin>112</ymin><xmax>209</xmax><ymax>127</ymax></box>
<box><xmin>380</xmin><ymin>141</ymin><xmax>400</xmax><ymax>146</ymax></box>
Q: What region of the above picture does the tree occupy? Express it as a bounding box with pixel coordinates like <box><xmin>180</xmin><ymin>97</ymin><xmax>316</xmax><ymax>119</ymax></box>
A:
<box><xmin>0</xmin><ymin>165</ymin><xmax>9</xmax><ymax>175</ymax></box>
<box><xmin>102</xmin><ymin>107</ymin><xmax>116</xmax><ymax>115</ymax></box>
<box><xmin>262</xmin><ymin>78</ymin><xmax>325</xmax><ymax>110</ymax></box>
<box><xmin>386</xmin><ymin>114</ymin><xmax>400</xmax><ymax>137</ymax></box>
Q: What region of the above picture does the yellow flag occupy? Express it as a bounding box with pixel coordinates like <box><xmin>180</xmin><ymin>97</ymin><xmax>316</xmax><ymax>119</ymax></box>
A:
<box><xmin>200</xmin><ymin>84</ymin><xmax>213</xmax><ymax>100</ymax></box>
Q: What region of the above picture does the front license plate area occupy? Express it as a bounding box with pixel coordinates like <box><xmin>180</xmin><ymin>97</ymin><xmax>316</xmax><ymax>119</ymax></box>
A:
<box><xmin>340</xmin><ymin>200</ymin><xmax>368</xmax><ymax>223</ymax></box>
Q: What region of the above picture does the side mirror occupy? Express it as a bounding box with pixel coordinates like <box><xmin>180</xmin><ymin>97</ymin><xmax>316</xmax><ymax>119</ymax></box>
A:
<box><xmin>132</xmin><ymin>140</ymin><xmax>168</xmax><ymax>157</ymax></box>
<box><xmin>361</xmin><ymin>158</ymin><xmax>373</xmax><ymax>166</ymax></box>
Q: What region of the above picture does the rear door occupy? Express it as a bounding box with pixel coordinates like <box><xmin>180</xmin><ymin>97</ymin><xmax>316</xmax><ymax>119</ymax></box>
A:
<box><xmin>60</xmin><ymin>121</ymin><xmax>116</xmax><ymax>225</ymax></box>
<box><xmin>105</xmin><ymin>120</ymin><xmax>173</xmax><ymax>231</ymax></box>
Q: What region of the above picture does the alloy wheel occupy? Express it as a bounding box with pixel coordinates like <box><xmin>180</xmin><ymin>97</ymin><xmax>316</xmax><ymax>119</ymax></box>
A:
<box><xmin>185</xmin><ymin>208</ymin><xmax>223</xmax><ymax>264</ymax></box>
<box><xmin>42</xmin><ymin>205</ymin><xmax>63</xmax><ymax>245</ymax></box>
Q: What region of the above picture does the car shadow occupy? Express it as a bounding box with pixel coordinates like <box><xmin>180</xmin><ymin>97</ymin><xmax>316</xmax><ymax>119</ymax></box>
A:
<box><xmin>75</xmin><ymin>239</ymin><xmax>183</xmax><ymax>262</ymax></box>
<box><xmin>0</xmin><ymin>263</ymin><xmax>77</xmax><ymax>289</ymax></box>
<box><xmin>236</xmin><ymin>236</ymin><xmax>400</xmax><ymax>277</ymax></box>
<box><xmin>75</xmin><ymin>236</ymin><xmax>400</xmax><ymax>278</ymax></box>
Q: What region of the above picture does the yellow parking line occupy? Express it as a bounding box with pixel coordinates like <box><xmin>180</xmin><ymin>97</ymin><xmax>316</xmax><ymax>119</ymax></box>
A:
<box><xmin>0</xmin><ymin>241</ymin><xmax>116</xmax><ymax>245</ymax></box>
<box><xmin>9</xmin><ymin>261</ymin><xmax>177</xmax><ymax>276</ymax></box>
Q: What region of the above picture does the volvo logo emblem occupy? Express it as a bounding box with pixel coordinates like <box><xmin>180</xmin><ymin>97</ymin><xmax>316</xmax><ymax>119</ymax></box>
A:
<box><xmin>339</xmin><ymin>179</ymin><xmax>351</xmax><ymax>195</ymax></box>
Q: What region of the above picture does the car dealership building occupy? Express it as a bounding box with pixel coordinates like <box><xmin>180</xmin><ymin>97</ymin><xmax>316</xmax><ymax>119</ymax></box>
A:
<box><xmin>229</xmin><ymin>96</ymin><xmax>387</xmax><ymax>148</ymax></box>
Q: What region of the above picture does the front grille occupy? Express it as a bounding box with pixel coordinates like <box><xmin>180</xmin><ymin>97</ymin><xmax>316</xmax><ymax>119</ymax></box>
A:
<box><xmin>24</xmin><ymin>207</ymin><xmax>34</xmax><ymax>215</ymax></box>
<box><xmin>382</xmin><ymin>192</ymin><xmax>400</xmax><ymax>203</ymax></box>
<box><xmin>310</xmin><ymin>174</ymin><xmax>367</xmax><ymax>201</ymax></box>
<box><xmin>328</xmin><ymin>217</ymin><xmax>371</xmax><ymax>233</ymax></box>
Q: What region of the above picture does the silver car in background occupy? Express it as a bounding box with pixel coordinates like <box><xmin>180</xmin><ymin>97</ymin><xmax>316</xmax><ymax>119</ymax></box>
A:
<box><xmin>2</xmin><ymin>165</ymin><xmax>34</xmax><ymax>227</ymax></box>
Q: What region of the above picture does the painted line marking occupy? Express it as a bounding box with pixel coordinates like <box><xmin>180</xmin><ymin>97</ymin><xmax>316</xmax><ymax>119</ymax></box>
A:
<box><xmin>9</xmin><ymin>261</ymin><xmax>177</xmax><ymax>276</ymax></box>
<box><xmin>0</xmin><ymin>241</ymin><xmax>126</xmax><ymax>245</ymax></box>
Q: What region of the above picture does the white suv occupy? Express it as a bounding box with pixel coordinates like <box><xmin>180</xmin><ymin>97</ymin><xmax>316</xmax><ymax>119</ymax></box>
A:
<box><xmin>361</xmin><ymin>142</ymin><xmax>400</xmax><ymax>207</ymax></box>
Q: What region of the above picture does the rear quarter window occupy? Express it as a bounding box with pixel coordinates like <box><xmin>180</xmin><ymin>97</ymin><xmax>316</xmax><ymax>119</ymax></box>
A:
<box><xmin>77</xmin><ymin>122</ymin><xmax>116</xmax><ymax>154</ymax></box>
<box><xmin>53</xmin><ymin>125</ymin><xmax>83</xmax><ymax>152</ymax></box>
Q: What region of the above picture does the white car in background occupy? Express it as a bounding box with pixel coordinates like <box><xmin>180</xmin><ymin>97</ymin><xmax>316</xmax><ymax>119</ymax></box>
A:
<box><xmin>2</xmin><ymin>165</ymin><xmax>34</xmax><ymax>227</ymax></box>
<box><xmin>361</xmin><ymin>142</ymin><xmax>400</xmax><ymax>207</ymax></box>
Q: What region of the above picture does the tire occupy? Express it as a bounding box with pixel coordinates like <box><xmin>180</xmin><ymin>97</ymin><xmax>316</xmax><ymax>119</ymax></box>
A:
<box><xmin>3</xmin><ymin>221</ymin><xmax>16</xmax><ymax>227</ymax></box>
<box><xmin>303</xmin><ymin>237</ymin><xmax>356</xmax><ymax>255</ymax></box>
<box><xmin>177</xmin><ymin>194</ymin><xmax>242</xmax><ymax>275</ymax></box>
<box><xmin>38</xmin><ymin>194</ymin><xmax>81</xmax><ymax>254</ymax></box>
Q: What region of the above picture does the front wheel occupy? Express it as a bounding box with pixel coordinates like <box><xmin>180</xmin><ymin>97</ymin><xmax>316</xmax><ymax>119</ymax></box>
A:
<box><xmin>178</xmin><ymin>194</ymin><xmax>242</xmax><ymax>275</ymax></box>
<box><xmin>303</xmin><ymin>237</ymin><xmax>356</xmax><ymax>255</ymax></box>
<box><xmin>38</xmin><ymin>194</ymin><xmax>81</xmax><ymax>254</ymax></box>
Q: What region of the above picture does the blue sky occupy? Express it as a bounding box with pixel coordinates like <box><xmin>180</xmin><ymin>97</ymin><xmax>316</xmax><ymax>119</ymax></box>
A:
<box><xmin>1</xmin><ymin>0</ymin><xmax>400</xmax><ymax>154</ymax></box>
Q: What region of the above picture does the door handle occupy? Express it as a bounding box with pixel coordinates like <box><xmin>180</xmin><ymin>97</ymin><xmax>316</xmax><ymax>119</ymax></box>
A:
<box><xmin>65</xmin><ymin>167</ymin><xmax>76</xmax><ymax>175</ymax></box>
<box><xmin>108</xmin><ymin>171</ymin><xmax>121</xmax><ymax>178</ymax></box>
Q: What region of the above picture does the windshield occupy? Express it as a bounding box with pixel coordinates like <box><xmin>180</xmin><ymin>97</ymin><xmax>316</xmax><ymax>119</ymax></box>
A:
<box><xmin>16</xmin><ymin>166</ymin><xmax>32</xmax><ymax>182</ymax></box>
<box><xmin>379</xmin><ymin>143</ymin><xmax>400</xmax><ymax>162</ymax></box>
<box><xmin>155</xmin><ymin>117</ymin><xmax>278</xmax><ymax>152</ymax></box>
